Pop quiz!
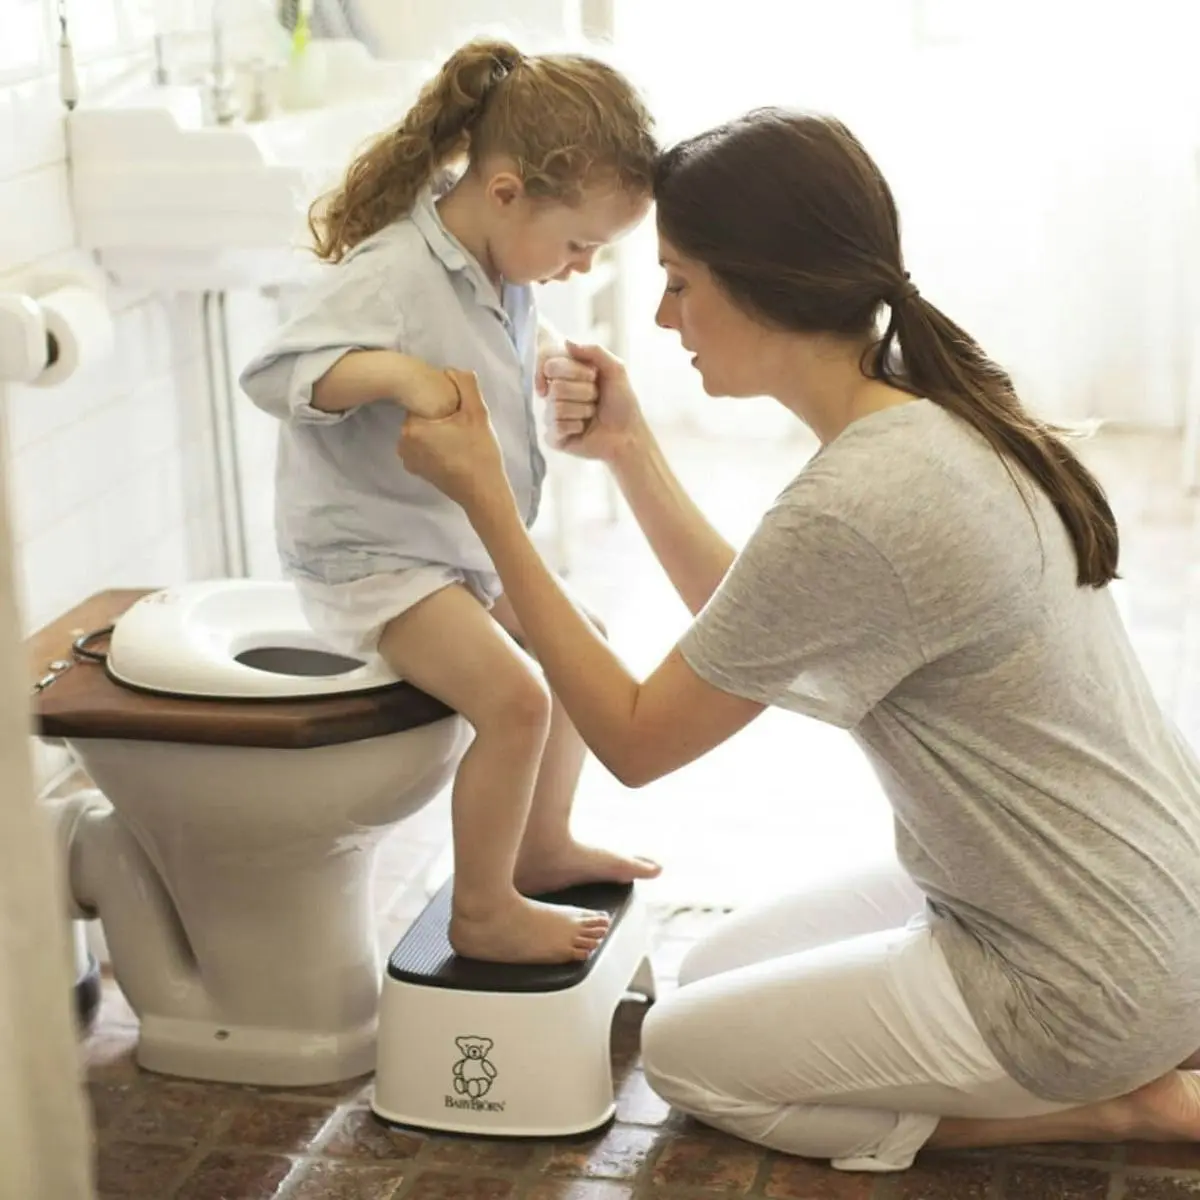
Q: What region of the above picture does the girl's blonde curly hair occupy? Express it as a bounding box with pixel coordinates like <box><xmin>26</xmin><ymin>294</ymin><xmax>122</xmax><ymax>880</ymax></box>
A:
<box><xmin>309</xmin><ymin>38</ymin><xmax>658</xmax><ymax>263</ymax></box>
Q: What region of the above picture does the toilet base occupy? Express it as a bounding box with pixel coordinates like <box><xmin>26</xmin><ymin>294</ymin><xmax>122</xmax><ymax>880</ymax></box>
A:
<box><xmin>136</xmin><ymin>1012</ymin><xmax>377</xmax><ymax>1087</ymax></box>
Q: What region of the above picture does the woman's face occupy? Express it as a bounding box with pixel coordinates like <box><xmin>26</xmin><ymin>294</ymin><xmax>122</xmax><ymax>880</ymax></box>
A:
<box><xmin>654</xmin><ymin>234</ymin><xmax>773</xmax><ymax>397</ymax></box>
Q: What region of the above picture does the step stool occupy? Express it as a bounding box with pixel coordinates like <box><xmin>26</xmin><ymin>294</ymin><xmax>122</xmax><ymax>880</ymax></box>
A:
<box><xmin>372</xmin><ymin>879</ymin><xmax>655</xmax><ymax>1138</ymax></box>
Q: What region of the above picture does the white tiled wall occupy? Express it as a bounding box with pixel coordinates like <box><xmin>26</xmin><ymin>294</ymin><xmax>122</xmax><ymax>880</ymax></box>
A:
<box><xmin>2</xmin><ymin>1</ymin><xmax>280</xmax><ymax>638</ymax></box>
<box><xmin>4</xmin><ymin>1</ymin><xmax>284</xmax><ymax>792</ymax></box>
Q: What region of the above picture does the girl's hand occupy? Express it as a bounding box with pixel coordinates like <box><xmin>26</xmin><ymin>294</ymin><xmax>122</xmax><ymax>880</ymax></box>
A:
<box><xmin>397</xmin><ymin>370</ymin><xmax>511</xmax><ymax>514</ymax></box>
<box><xmin>394</xmin><ymin>359</ymin><xmax>464</xmax><ymax>420</ymax></box>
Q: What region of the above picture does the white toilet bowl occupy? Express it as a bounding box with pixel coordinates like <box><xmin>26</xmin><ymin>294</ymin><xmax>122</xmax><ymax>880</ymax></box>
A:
<box><xmin>39</xmin><ymin>580</ymin><xmax>469</xmax><ymax>1087</ymax></box>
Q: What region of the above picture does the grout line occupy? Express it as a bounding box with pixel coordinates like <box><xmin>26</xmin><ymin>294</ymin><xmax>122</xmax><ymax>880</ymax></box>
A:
<box><xmin>871</xmin><ymin>1174</ymin><xmax>900</xmax><ymax>1200</ymax></box>
<box><xmin>1109</xmin><ymin>1142</ymin><xmax>1127</xmax><ymax>1200</ymax></box>
<box><xmin>269</xmin><ymin>1098</ymin><xmax>364</xmax><ymax>1199</ymax></box>
<box><xmin>1108</xmin><ymin>1165</ymin><xmax>1125</xmax><ymax>1199</ymax></box>
<box><xmin>745</xmin><ymin>1151</ymin><xmax>778</xmax><ymax>1198</ymax></box>
<box><xmin>989</xmin><ymin>1154</ymin><xmax>1007</xmax><ymax>1200</ymax></box>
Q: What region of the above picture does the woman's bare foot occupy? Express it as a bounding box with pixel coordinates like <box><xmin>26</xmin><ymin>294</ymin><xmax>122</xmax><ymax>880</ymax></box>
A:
<box><xmin>1120</xmin><ymin>1071</ymin><xmax>1200</xmax><ymax>1141</ymax></box>
<box><xmin>449</xmin><ymin>892</ymin><xmax>610</xmax><ymax>964</ymax></box>
<box><xmin>514</xmin><ymin>839</ymin><xmax>662</xmax><ymax>896</ymax></box>
<box><xmin>929</xmin><ymin>1071</ymin><xmax>1200</xmax><ymax>1153</ymax></box>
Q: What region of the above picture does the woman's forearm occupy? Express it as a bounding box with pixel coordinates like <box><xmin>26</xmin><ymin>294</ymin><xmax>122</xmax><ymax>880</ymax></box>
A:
<box><xmin>609</xmin><ymin>428</ymin><xmax>737</xmax><ymax>615</ymax></box>
<box><xmin>470</xmin><ymin>488</ymin><xmax>644</xmax><ymax>782</ymax></box>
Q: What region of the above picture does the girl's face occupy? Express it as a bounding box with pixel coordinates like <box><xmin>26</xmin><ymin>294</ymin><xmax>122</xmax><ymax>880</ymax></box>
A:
<box><xmin>488</xmin><ymin>180</ymin><xmax>650</xmax><ymax>286</ymax></box>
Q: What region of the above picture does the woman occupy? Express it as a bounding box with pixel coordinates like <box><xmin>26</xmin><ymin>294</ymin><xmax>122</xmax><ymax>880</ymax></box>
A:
<box><xmin>397</xmin><ymin>108</ymin><xmax>1200</xmax><ymax>1171</ymax></box>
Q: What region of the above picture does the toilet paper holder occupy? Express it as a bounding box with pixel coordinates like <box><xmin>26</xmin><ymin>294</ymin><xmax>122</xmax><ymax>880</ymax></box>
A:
<box><xmin>0</xmin><ymin>293</ymin><xmax>52</xmax><ymax>385</ymax></box>
<box><xmin>0</xmin><ymin>273</ymin><xmax>110</xmax><ymax>386</ymax></box>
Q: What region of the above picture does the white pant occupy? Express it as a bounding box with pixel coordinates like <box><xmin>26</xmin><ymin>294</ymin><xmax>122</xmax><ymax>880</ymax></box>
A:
<box><xmin>640</xmin><ymin>862</ymin><xmax>1071</xmax><ymax>1171</ymax></box>
<box><xmin>295</xmin><ymin>565</ymin><xmax>502</xmax><ymax>657</ymax></box>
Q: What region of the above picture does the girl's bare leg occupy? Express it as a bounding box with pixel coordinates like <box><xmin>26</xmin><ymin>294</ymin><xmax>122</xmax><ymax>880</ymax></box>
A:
<box><xmin>489</xmin><ymin>593</ymin><xmax>661</xmax><ymax>894</ymax></box>
<box><xmin>379</xmin><ymin>585</ymin><xmax>609</xmax><ymax>963</ymax></box>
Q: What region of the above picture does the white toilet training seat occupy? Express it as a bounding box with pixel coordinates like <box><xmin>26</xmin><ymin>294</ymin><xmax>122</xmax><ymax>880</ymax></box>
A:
<box><xmin>36</xmin><ymin>582</ymin><xmax>469</xmax><ymax>1089</ymax></box>
<box><xmin>106</xmin><ymin>580</ymin><xmax>402</xmax><ymax>700</ymax></box>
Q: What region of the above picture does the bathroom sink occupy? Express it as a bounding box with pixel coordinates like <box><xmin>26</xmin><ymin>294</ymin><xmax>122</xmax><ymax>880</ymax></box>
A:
<box><xmin>68</xmin><ymin>51</ymin><xmax>423</xmax><ymax>290</ymax></box>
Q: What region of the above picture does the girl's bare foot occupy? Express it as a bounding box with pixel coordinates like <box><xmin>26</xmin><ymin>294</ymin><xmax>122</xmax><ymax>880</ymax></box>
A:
<box><xmin>449</xmin><ymin>892</ymin><xmax>610</xmax><ymax>964</ymax></box>
<box><xmin>514</xmin><ymin>839</ymin><xmax>662</xmax><ymax>896</ymax></box>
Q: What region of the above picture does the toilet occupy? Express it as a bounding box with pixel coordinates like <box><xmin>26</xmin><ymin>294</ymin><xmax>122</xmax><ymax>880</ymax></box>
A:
<box><xmin>37</xmin><ymin>580</ymin><xmax>469</xmax><ymax>1088</ymax></box>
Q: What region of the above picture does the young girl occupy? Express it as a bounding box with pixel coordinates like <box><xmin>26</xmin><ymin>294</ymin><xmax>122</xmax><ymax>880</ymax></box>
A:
<box><xmin>239</xmin><ymin>38</ymin><xmax>659</xmax><ymax>965</ymax></box>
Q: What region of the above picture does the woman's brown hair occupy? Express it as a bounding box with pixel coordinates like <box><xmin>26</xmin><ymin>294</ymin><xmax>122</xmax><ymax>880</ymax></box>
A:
<box><xmin>310</xmin><ymin>38</ymin><xmax>657</xmax><ymax>264</ymax></box>
<box><xmin>654</xmin><ymin>108</ymin><xmax>1118</xmax><ymax>587</ymax></box>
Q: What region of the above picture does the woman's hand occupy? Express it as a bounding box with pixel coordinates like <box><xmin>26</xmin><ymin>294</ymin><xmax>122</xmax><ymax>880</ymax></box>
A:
<box><xmin>397</xmin><ymin>369</ymin><xmax>512</xmax><ymax>514</ymax></box>
<box><xmin>536</xmin><ymin>335</ymin><xmax>595</xmax><ymax>405</ymax></box>
<box><xmin>394</xmin><ymin>358</ymin><xmax>463</xmax><ymax>420</ymax></box>
<box><xmin>543</xmin><ymin>341</ymin><xmax>649</xmax><ymax>462</ymax></box>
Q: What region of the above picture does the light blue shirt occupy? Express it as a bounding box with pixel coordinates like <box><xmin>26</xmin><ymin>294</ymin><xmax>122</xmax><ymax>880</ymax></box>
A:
<box><xmin>239</xmin><ymin>190</ymin><xmax>545</xmax><ymax>585</ymax></box>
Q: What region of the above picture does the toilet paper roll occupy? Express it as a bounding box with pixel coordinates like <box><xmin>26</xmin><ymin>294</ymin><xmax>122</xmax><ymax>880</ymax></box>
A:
<box><xmin>31</xmin><ymin>284</ymin><xmax>115</xmax><ymax>388</ymax></box>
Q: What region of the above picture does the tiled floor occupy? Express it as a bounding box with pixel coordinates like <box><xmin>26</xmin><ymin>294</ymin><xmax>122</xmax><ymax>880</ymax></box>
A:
<box><xmin>80</xmin><ymin>424</ymin><xmax>1200</xmax><ymax>1198</ymax></box>
<box><xmin>82</xmin><ymin>964</ymin><xmax>1200</xmax><ymax>1200</ymax></box>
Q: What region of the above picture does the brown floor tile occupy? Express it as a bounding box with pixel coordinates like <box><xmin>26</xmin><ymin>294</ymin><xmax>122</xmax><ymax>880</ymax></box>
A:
<box><xmin>320</xmin><ymin>1107</ymin><xmax>426</xmax><ymax>1161</ymax></box>
<box><xmin>1000</xmin><ymin>1142</ymin><xmax>1118</xmax><ymax>1162</ymax></box>
<box><xmin>761</xmin><ymin>1156</ymin><xmax>876</xmax><ymax>1199</ymax></box>
<box><xmin>1002</xmin><ymin>1162</ymin><xmax>1113</xmax><ymax>1199</ymax></box>
<box><xmin>651</xmin><ymin>1129</ymin><xmax>764</xmax><ymax>1192</ymax></box>
<box><xmin>283</xmin><ymin>1073</ymin><xmax>376</xmax><ymax>1102</ymax></box>
<box><xmin>194</xmin><ymin>1075</ymin><xmax>370</xmax><ymax>1106</ymax></box>
<box><xmin>1127</xmin><ymin>1141</ymin><xmax>1200</xmax><ymax>1169</ymax></box>
<box><xmin>108</xmin><ymin>1079</ymin><xmax>237</xmax><ymax>1144</ymax></box>
<box><xmin>214</xmin><ymin>1094</ymin><xmax>338</xmax><ymax>1152</ymax></box>
<box><xmin>421</xmin><ymin>1135</ymin><xmax>538</xmax><ymax>1171</ymax></box>
<box><xmin>403</xmin><ymin>1168</ymin><xmax>517</xmax><ymax>1199</ymax></box>
<box><xmin>608</xmin><ymin>1001</ymin><xmax>648</xmax><ymax>1069</ymax></box>
<box><xmin>891</xmin><ymin>1156</ymin><xmax>994</xmax><ymax>1199</ymax></box>
<box><xmin>1123</xmin><ymin>1174</ymin><xmax>1200</xmax><ymax>1198</ymax></box>
<box><xmin>542</xmin><ymin>1124</ymin><xmax>661</xmax><ymax>1180</ymax></box>
<box><xmin>609</xmin><ymin>1056</ymin><xmax>641</xmax><ymax>1099</ymax></box>
<box><xmin>287</xmin><ymin>1160</ymin><xmax>408</xmax><ymax>1199</ymax></box>
<box><xmin>87</xmin><ymin>1079</ymin><xmax>136</xmax><ymax>1135</ymax></box>
<box><xmin>191</xmin><ymin>1074</ymin><xmax>374</xmax><ymax>1106</ymax></box>
<box><xmin>520</xmin><ymin>1182</ymin><xmax>634</xmax><ymax>1200</ymax></box>
<box><xmin>174</xmin><ymin>1150</ymin><xmax>294</xmax><ymax>1199</ymax></box>
<box><xmin>613</xmin><ymin>1071</ymin><xmax>671</xmax><ymax>1126</ymax></box>
<box><xmin>94</xmin><ymin>1139</ymin><xmax>194</xmax><ymax>1199</ymax></box>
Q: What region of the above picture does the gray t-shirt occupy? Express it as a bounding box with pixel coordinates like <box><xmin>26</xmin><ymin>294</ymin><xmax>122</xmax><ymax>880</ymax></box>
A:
<box><xmin>680</xmin><ymin>399</ymin><xmax>1200</xmax><ymax>1103</ymax></box>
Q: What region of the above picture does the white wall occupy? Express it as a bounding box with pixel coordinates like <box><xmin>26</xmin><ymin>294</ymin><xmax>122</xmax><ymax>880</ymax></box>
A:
<box><xmin>618</xmin><ymin>0</ymin><xmax>1200</xmax><ymax>434</ymax></box>
<box><xmin>4</xmin><ymin>1</ymin><xmax>287</xmax><ymax>789</ymax></box>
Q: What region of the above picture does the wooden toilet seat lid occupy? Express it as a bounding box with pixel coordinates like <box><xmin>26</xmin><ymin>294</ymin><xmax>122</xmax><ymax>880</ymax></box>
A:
<box><xmin>30</xmin><ymin>589</ymin><xmax>454</xmax><ymax>749</ymax></box>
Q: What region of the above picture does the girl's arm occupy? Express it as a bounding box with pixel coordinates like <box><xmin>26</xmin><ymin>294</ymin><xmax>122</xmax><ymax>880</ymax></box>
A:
<box><xmin>311</xmin><ymin>350</ymin><xmax>460</xmax><ymax>420</ymax></box>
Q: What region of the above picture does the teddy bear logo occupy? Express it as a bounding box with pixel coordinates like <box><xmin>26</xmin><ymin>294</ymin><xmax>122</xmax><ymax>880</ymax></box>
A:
<box><xmin>452</xmin><ymin>1036</ymin><xmax>497</xmax><ymax>1099</ymax></box>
